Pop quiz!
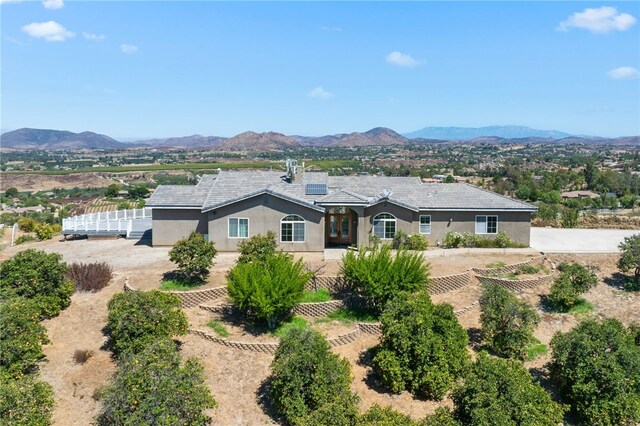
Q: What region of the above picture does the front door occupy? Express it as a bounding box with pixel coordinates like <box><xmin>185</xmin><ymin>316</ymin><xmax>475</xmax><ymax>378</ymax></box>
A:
<box><xmin>327</xmin><ymin>210</ymin><xmax>351</xmax><ymax>245</ymax></box>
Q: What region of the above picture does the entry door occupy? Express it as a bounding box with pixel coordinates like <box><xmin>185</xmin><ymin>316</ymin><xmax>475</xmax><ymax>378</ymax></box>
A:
<box><xmin>328</xmin><ymin>212</ymin><xmax>351</xmax><ymax>245</ymax></box>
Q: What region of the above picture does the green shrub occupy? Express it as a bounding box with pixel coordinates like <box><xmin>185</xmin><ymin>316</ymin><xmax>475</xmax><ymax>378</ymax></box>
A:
<box><xmin>106</xmin><ymin>290</ymin><xmax>188</xmax><ymax>357</ymax></box>
<box><xmin>549</xmin><ymin>318</ymin><xmax>640</xmax><ymax>425</ymax></box>
<box><xmin>34</xmin><ymin>223</ymin><xmax>60</xmax><ymax>240</ymax></box>
<box><xmin>0</xmin><ymin>371</ymin><xmax>55</xmax><ymax>426</ymax></box>
<box><xmin>168</xmin><ymin>231</ymin><xmax>217</xmax><ymax>283</ymax></box>
<box><xmin>0</xmin><ymin>298</ymin><xmax>49</xmax><ymax>376</ymax></box>
<box><xmin>442</xmin><ymin>231</ymin><xmax>464</xmax><ymax>248</ymax></box>
<box><xmin>462</xmin><ymin>232</ymin><xmax>481</xmax><ymax>248</ymax></box>
<box><xmin>393</xmin><ymin>231</ymin><xmax>429</xmax><ymax>250</ymax></box>
<box><xmin>341</xmin><ymin>245</ymin><xmax>430</xmax><ymax>313</ymax></box>
<box><xmin>561</xmin><ymin>208</ymin><xmax>578</xmax><ymax>228</ymax></box>
<box><xmin>0</xmin><ymin>249</ymin><xmax>73</xmax><ymax>318</ymax></box>
<box><xmin>237</xmin><ymin>231</ymin><xmax>278</xmax><ymax>264</ymax></box>
<box><xmin>17</xmin><ymin>217</ymin><xmax>37</xmax><ymax>232</ymax></box>
<box><xmin>424</xmin><ymin>407</ymin><xmax>460</xmax><ymax>426</ymax></box>
<box><xmin>269</xmin><ymin>328</ymin><xmax>359</xmax><ymax>426</ymax></box>
<box><xmin>373</xmin><ymin>291</ymin><xmax>469</xmax><ymax>399</ymax></box>
<box><xmin>549</xmin><ymin>263</ymin><xmax>597</xmax><ymax>311</ymax></box>
<box><xmin>97</xmin><ymin>338</ymin><xmax>216</xmax><ymax>426</ymax></box>
<box><xmin>494</xmin><ymin>231</ymin><xmax>512</xmax><ymax>248</ymax></box>
<box><xmin>452</xmin><ymin>352</ymin><xmax>566</xmax><ymax>425</ymax></box>
<box><xmin>479</xmin><ymin>283</ymin><xmax>540</xmax><ymax>360</ymax></box>
<box><xmin>357</xmin><ymin>404</ymin><xmax>423</xmax><ymax>426</ymax></box>
<box><xmin>14</xmin><ymin>234</ymin><xmax>37</xmax><ymax>245</ymax></box>
<box><xmin>66</xmin><ymin>262</ymin><xmax>114</xmax><ymax>292</ymax></box>
<box><xmin>618</xmin><ymin>234</ymin><xmax>640</xmax><ymax>289</ymax></box>
<box><xmin>514</xmin><ymin>264</ymin><xmax>540</xmax><ymax>275</ymax></box>
<box><xmin>227</xmin><ymin>252</ymin><xmax>312</xmax><ymax>329</ymax></box>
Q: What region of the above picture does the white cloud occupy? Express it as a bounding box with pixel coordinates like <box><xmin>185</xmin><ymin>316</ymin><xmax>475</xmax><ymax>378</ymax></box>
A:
<box><xmin>308</xmin><ymin>86</ymin><xmax>334</xmax><ymax>100</ymax></box>
<box><xmin>558</xmin><ymin>6</ymin><xmax>636</xmax><ymax>33</ymax></box>
<box><xmin>42</xmin><ymin>0</ymin><xmax>63</xmax><ymax>9</ymax></box>
<box><xmin>22</xmin><ymin>21</ymin><xmax>74</xmax><ymax>42</ymax></box>
<box><xmin>83</xmin><ymin>32</ymin><xmax>105</xmax><ymax>41</ymax></box>
<box><xmin>607</xmin><ymin>66</ymin><xmax>640</xmax><ymax>80</ymax></box>
<box><xmin>385</xmin><ymin>51</ymin><xmax>419</xmax><ymax>67</ymax></box>
<box><xmin>120</xmin><ymin>44</ymin><xmax>138</xmax><ymax>54</ymax></box>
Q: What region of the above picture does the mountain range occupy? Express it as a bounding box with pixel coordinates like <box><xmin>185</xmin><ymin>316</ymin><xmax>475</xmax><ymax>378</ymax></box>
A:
<box><xmin>1</xmin><ymin>126</ymin><xmax>637</xmax><ymax>151</ymax></box>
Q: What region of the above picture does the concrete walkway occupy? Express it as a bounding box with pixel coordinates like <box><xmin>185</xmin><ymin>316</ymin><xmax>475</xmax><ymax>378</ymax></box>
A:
<box><xmin>530</xmin><ymin>227</ymin><xmax>638</xmax><ymax>253</ymax></box>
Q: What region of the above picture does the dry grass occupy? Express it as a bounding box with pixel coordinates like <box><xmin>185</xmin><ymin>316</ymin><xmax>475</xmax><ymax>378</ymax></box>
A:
<box><xmin>73</xmin><ymin>349</ymin><xmax>95</xmax><ymax>365</ymax></box>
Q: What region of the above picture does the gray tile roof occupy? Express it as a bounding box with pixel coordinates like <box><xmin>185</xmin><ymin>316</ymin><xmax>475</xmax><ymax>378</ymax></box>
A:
<box><xmin>148</xmin><ymin>170</ymin><xmax>536</xmax><ymax>212</ymax></box>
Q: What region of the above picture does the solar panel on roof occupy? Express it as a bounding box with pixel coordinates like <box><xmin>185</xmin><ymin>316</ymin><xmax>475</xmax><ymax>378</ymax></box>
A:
<box><xmin>305</xmin><ymin>183</ymin><xmax>327</xmax><ymax>195</ymax></box>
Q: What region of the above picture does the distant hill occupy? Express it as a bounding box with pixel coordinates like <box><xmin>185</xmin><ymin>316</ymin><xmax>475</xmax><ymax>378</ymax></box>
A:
<box><xmin>217</xmin><ymin>131</ymin><xmax>301</xmax><ymax>151</ymax></box>
<box><xmin>292</xmin><ymin>127</ymin><xmax>409</xmax><ymax>147</ymax></box>
<box><xmin>404</xmin><ymin>125</ymin><xmax>574</xmax><ymax>140</ymax></box>
<box><xmin>1</xmin><ymin>128</ymin><xmax>127</xmax><ymax>150</ymax></box>
<box><xmin>135</xmin><ymin>134</ymin><xmax>226</xmax><ymax>149</ymax></box>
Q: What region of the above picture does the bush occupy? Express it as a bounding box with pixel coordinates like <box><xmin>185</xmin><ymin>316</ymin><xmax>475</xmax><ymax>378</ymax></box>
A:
<box><xmin>14</xmin><ymin>234</ymin><xmax>37</xmax><ymax>245</ymax></box>
<box><xmin>0</xmin><ymin>249</ymin><xmax>73</xmax><ymax>318</ymax></box>
<box><xmin>34</xmin><ymin>223</ymin><xmax>61</xmax><ymax>240</ymax></box>
<box><xmin>452</xmin><ymin>352</ymin><xmax>566</xmax><ymax>425</ymax></box>
<box><xmin>479</xmin><ymin>283</ymin><xmax>540</xmax><ymax>360</ymax></box>
<box><xmin>0</xmin><ymin>372</ymin><xmax>55</xmax><ymax>426</ymax></box>
<box><xmin>392</xmin><ymin>230</ymin><xmax>429</xmax><ymax>251</ymax></box>
<box><xmin>535</xmin><ymin>202</ymin><xmax>561</xmax><ymax>222</ymax></box>
<box><xmin>442</xmin><ymin>231</ymin><xmax>464</xmax><ymax>248</ymax></box>
<box><xmin>227</xmin><ymin>252</ymin><xmax>312</xmax><ymax>329</ymax></box>
<box><xmin>561</xmin><ymin>208</ymin><xmax>578</xmax><ymax>228</ymax></box>
<box><xmin>373</xmin><ymin>291</ymin><xmax>469</xmax><ymax>399</ymax></box>
<box><xmin>618</xmin><ymin>233</ymin><xmax>640</xmax><ymax>289</ymax></box>
<box><xmin>17</xmin><ymin>217</ymin><xmax>37</xmax><ymax>232</ymax></box>
<box><xmin>105</xmin><ymin>183</ymin><xmax>120</xmax><ymax>198</ymax></box>
<box><xmin>237</xmin><ymin>231</ymin><xmax>278</xmax><ymax>264</ymax></box>
<box><xmin>358</xmin><ymin>404</ymin><xmax>423</xmax><ymax>426</ymax></box>
<box><xmin>168</xmin><ymin>231</ymin><xmax>217</xmax><ymax>283</ymax></box>
<box><xmin>549</xmin><ymin>318</ymin><xmax>640</xmax><ymax>425</ymax></box>
<box><xmin>106</xmin><ymin>290</ymin><xmax>188</xmax><ymax>357</ymax></box>
<box><xmin>341</xmin><ymin>245</ymin><xmax>430</xmax><ymax>313</ymax></box>
<box><xmin>66</xmin><ymin>262</ymin><xmax>114</xmax><ymax>292</ymax></box>
<box><xmin>494</xmin><ymin>231</ymin><xmax>512</xmax><ymax>248</ymax></box>
<box><xmin>269</xmin><ymin>328</ymin><xmax>359</xmax><ymax>426</ymax></box>
<box><xmin>549</xmin><ymin>263</ymin><xmax>598</xmax><ymax>311</ymax></box>
<box><xmin>0</xmin><ymin>298</ymin><xmax>49</xmax><ymax>376</ymax></box>
<box><xmin>97</xmin><ymin>338</ymin><xmax>216</xmax><ymax>426</ymax></box>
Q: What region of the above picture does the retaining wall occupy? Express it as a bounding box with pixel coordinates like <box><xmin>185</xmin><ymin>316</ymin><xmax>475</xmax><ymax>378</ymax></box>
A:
<box><xmin>472</xmin><ymin>256</ymin><xmax>546</xmax><ymax>275</ymax></box>
<box><xmin>476</xmin><ymin>274</ymin><xmax>553</xmax><ymax>292</ymax></box>
<box><xmin>305</xmin><ymin>276</ymin><xmax>348</xmax><ymax>294</ymax></box>
<box><xmin>292</xmin><ymin>300</ymin><xmax>346</xmax><ymax>317</ymax></box>
<box><xmin>428</xmin><ymin>272</ymin><xmax>473</xmax><ymax>294</ymax></box>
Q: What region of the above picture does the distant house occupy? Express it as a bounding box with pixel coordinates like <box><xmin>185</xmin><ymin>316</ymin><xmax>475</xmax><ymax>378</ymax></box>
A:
<box><xmin>561</xmin><ymin>190</ymin><xmax>599</xmax><ymax>200</ymax></box>
<box><xmin>146</xmin><ymin>162</ymin><xmax>536</xmax><ymax>251</ymax></box>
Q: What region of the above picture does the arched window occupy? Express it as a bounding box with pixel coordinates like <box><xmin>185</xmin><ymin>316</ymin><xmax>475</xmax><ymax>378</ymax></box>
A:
<box><xmin>372</xmin><ymin>213</ymin><xmax>396</xmax><ymax>240</ymax></box>
<box><xmin>281</xmin><ymin>214</ymin><xmax>305</xmax><ymax>242</ymax></box>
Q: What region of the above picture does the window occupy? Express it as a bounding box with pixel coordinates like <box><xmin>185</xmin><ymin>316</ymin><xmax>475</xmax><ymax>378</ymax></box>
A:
<box><xmin>419</xmin><ymin>215</ymin><xmax>431</xmax><ymax>234</ymax></box>
<box><xmin>228</xmin><ymin>218</ymin><xmax>249</xmax><ymax>238</ymax></box>
<box><xmin>475</xmin><ymin>215</ymin><xmax>498</xmax><ymax>234</ymax></box>
<box><xmin>373</xmin><ymin>213</ymin><xmax>396</xmax><ymax>239</ymax></box>
<box><xmin>281</xmin><ymin>214</ymin><xmax>305</xmax><ymax>242</ymax></box>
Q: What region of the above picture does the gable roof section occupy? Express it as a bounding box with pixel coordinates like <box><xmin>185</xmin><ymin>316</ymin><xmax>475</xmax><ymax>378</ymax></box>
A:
<box><xmin>145</xmin><ymin>185</ymin><xmax>211</xmax><ymax>208</ymax></box>
<box><xmin>316</xmin><ymin>188</ymin><xmax>372</xmax><ymax>205</ymax></box>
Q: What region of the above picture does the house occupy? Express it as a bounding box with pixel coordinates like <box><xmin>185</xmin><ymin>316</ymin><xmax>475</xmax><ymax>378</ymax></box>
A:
<box><xmin>561</xmin><ymin>190</ymin><xmax>599</xmax><ymax>200</ymax></box>
<box><xmin>146</xmin><ymin>161</ymin><xmax>536</xmax><ymax>251</ymax></box>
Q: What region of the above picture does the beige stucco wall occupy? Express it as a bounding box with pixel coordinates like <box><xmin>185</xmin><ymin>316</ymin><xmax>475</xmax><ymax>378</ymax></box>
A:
<box><xmin>152</xmin><ymin>208</ymin><xmax>208</xmax><ymax>246</ymax></box>
<box><xmin>207</xmin><ymin>194</ymin><xmax>325</xmax><ymax>252</ymax></box>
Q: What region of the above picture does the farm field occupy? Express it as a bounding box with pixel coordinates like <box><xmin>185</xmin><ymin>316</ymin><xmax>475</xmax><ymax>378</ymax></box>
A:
<box><xmin>0</xmin><ymin>239</ymin><xmax>637</xmax><ymax>425</ymax></box>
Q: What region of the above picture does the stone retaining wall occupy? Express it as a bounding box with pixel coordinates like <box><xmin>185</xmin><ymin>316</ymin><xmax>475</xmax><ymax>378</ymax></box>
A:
<box><xmin>188</xmin><ymin>329</ymin><xmax>279</xmax><ymax>354</ymax></box>
<box><xmin>292</xmin><ymin>300</ymin><xmax>345</xmax><ymax>317</ymax></box>
<box><xmin>428</xmin><ymin>272</ymin><xmax>473</xmax><ymax>295</ymax></box>
<box><xmin>476</xmin><ymin>274</ymin><xmax>553</xmax><ymax>292</ymax></box>
<box><xmin>472</xmin><ymin>256</ymin><xmax>546</xmax><ymax>275</ymax></box>
<box><xmin>305</xmin><ymin>276</ymin><xmax>348</xmax><ymax>294</ymax></box>
<box><xmin>357</xmin><ymin>322</ymin><xmax>382</xmax><ymax>335</ymax></box>
<box><xmin>169</xmin><ymin>286</ymin><xmax>228</xmax><ymax>308</ymax></box>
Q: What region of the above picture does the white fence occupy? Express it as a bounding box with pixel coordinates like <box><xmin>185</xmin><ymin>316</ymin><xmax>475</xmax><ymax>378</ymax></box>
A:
<box><xmin>62</xmin><ymin>208</ymin><xmax>152</xmax><ymax>237</ymax></box>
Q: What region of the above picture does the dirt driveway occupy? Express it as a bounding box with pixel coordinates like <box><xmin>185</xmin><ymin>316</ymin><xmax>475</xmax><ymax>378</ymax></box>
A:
<box><xmin>530</xmin><ymin>227</ymin><xmax>638</xmax><ymax>253</ymax></box>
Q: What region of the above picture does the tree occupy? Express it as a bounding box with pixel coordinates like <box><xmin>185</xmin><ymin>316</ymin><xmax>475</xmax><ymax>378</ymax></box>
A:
<box><xmin>269</xmin><ymin>328</ymin><xmax>359</xmax><ymax>426</ymax></box>
<box><xmin>444</xmin><ymin>175</ymin><xmax>455</xmax><ymax>183</ymax></box>
<box><xmin>373</xmin><ymin>291</ymin><xmax>469</xmax><ymax>399</ymax></box>
<box><xmin>341</xmin><ymin>245</ymin><xmax>430</xmax><ymax>313</ymax></box>
<box><xmin>539</xmin><ymin>190</ymin><xmax>562</xmax><ymax>205</ymax></box>
<box><xmin>236</xmin><ymin>231</ymin><xmax>278</xmax><ymax>264</ymax></box>
<box><xmin>357</xmin><ymin>404</ymin><xmax>423</xmax><ymax>426</ymax></box>
<box><xmin>561</xmin><ymin>207</ymin><xmax>578</xmax><ymax>228</ymax></box>
<box><xmin>584</xmin><ymin>160</ymin><xmax>599</xmax><ymax>190</ymax></box>
<box><xmin>0</xmin><ymin>249</ymin><xmax>74</xmax><ymax>318</ymax></box>
<box><xmin>227</xmin><ymin>252</ymin><xmax>312</xmax><ymax>329</ymax></box>
<box><xmin>4</xmin><ymin>187</ymin><xmax>19</xmax><ymax>198</ymax></box>
<box><xmin>549</xmin><ymin>319</ymin><xmax>640</xmax><ymax>425</ymax></box>
<box><xmin>452</xmin><ymin>352</ymin><xmax>566</xmax><ymax>425</ymax></box>
<box><xmin>549</xmin><ymin>263</ymin><xmax>598</xmax><ymax>310</ymax></box>
<box><xmin>105</xmin><ymin>183</ymin><xmax>120</xmax><ymax>198</ymax></box>
<box><xmin>127</xmin><ymin>186</ymin><xmax>150</xmax><ymax>199</ymax></box>
<box><xmin>97</xmin><ymin>338</ymin><xmax>216</xmax><ymax>426</ymax></box>
<box><xmin>514</xmin><ymin>185</ymin><xmax>531</xmax><ymax>200</ymax></box>
<box><xmin>0</xmin><ymin>298</ymin><xmax>49</xmax><ymax>376</ymax></box>
<box><xmin>106</xmin><ymin>290</ymin><xmax>188</xmax><ymax>357</ymax></box>
<box><xmin>168</xmin><ymin>231</ymin><xmax>217</xmax><ymax>283</ymax></box>
<box><xmin>479</xmin><ymin>283</ymin><xmax>540</xmax><ymax>360</ymax></box>
<box><xmin>0</xmin><ymin>372</ymin><xmax>55</xmax><ymax>426</ymax></box>
<box><xmin>618</xmin><ymin>233</ymin><xmax>640</xmax><ymax>289</ymax></box>
<box><xmin>535</xmin><ymin>203</ymin><xmax>560</xmax><ymax>222</ymax></box>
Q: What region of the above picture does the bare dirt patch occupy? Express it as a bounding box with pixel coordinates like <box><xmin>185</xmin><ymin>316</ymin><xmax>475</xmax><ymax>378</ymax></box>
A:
<box><xmin>0</xmin><ymin>172</ymin><xmax>117</xmax><ymax>192</ymax></box>
<box><xmin>2</xmin><ymin>239</ymin><xmax>637</xmax><ymax>425</ymax></box>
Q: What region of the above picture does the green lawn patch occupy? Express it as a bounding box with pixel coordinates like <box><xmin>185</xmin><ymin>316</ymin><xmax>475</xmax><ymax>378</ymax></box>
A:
<box><xmin>324</xmin><ymin>307</ymin><xmax>379</xmax><ymax>324</ymax></box>
<box><xmin>300</xmin><ymin>289</ymin><xmax>332</xmax><ymax>303</ymax></box>
<box><xmin>271</xmin><ymin>316</ymin><xmax>308</xmax><ymax>338</ymax></box>
<box><xmin>207</xmin><ymin>320</ymin><xmax>229</xmax><ymax>337</ymax></box>
<box><xmin>568</xmin><ymin>299</ymin><xmax>595</xmax><ymax>315</ymax></box>
<box><xmin>526</xmin><ymin>337</ymin><xmax>548</xmax><ymax>361</ymax></box>
<box><xmin>159</xmin><ymin>279</ymin><xmax>201</xmax><ymax>291</ymax></box>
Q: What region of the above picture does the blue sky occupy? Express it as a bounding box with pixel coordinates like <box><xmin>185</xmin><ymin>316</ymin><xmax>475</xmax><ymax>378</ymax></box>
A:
<box><xmin>1</xmin><ymin>1</ymin><xmax>639</xmax><ymax>138</ymax></box>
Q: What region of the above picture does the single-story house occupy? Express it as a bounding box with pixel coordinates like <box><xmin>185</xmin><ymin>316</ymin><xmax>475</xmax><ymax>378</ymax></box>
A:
<box><xmin>561</xmin><ymin>190</ymin><xmax>599</xmax><ymax>200</ymax></box>
<box><xmin>146</xmin><ymin>162</ymin><xmax>536</xmax><ymax>251</ymax></box>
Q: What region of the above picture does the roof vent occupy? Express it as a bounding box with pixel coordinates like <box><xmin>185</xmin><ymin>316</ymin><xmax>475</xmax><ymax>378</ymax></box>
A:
<box><xmin>380</xmin><ymin>188</ymin><xmax>393</xmax><ymax>198</ymax></box>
